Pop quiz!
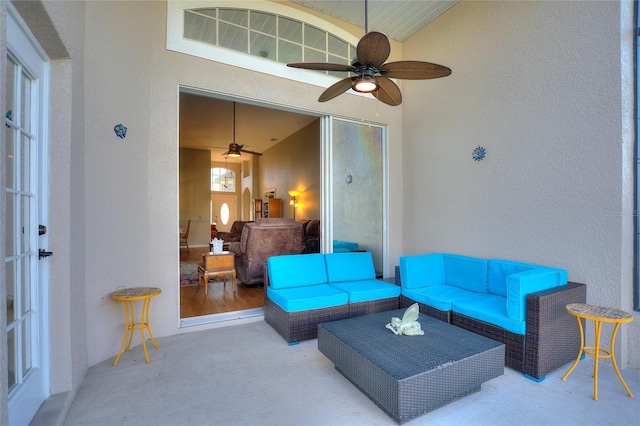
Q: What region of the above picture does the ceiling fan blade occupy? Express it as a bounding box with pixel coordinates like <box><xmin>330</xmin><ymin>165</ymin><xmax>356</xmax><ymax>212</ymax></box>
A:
<box><xmin>240</xmin><ymin>148</ymin><xmax>262</xmax><ymax>156</ymax></box>
<box><xmin>375</xmin><ymin>76</ymin><xmax>402</xmax><ymax>106</ymax></box>
<box><xmin>288</xmin><ymin>62</ymin><xmax>355</xmax><ymax>72</ymax></box>
<box><xmin>356</xmin><ymin>31</ymin><xmax>390</xmax><ymax>68</ymax></box>
<box><xmin>381</xmin><ymin>61</ymin><xmax>452</xmax><ymax>80</ymax></box>
<box><xmin>318</xmin><ymin>77</ymin><xmax>355</xmax><ymax>102</ymax></box>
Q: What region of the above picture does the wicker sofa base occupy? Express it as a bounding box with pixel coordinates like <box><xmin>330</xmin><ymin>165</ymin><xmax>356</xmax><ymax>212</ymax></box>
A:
<box><xmin>318</xmin><ymin>309</ymin><xmax>504</xmax><ymax>424</ymax></box>
<box><xmin>349</xmin><ymin>297</ymin><xmax>399</xmax><ymax>317</ymax></box>
<box><xmin>400</xmin><ymin>294</ymin><xmax>450</xmax><ymax>323</ymax></box>
<box><xmin>264</xmin><ymin>297</ymin><xmax>350</xmax><ymax>344</ymax></box>
<box><xmin>401</xmin><ymin>281</ymin><xmax>587</xmax><ymax>380</ymax></box>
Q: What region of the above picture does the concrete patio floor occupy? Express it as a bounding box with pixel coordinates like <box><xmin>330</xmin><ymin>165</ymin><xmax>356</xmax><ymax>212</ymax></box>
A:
<box><xmin>36</xmin><ymin>317</ymin><xmax>640</xmax><ymax>426</ymax></box>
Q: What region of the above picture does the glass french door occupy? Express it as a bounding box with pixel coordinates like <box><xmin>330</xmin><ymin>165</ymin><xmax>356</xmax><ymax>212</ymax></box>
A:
<box><xmin>5</xmin><ymin>5</ymin><xmax>50</xmax><ymax>425</ymax></box>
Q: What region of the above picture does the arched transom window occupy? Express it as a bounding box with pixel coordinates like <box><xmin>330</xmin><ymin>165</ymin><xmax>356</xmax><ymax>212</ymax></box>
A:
<box><xmin>184</xmin><ymin>7</ymin><xmax>357</xmax><ymax>77</ymax></box>
<box><xmin>167</xmin><ymin>1</ymin><xmax>360</xmax><ymax>89</ymax></box>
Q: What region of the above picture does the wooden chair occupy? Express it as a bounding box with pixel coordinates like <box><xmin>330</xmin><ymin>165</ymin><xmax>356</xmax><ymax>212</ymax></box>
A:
<box><xmin>180</xmin><ymin>220</ymin><xmax>191</xmax><ymax>252</ymax></box>
<box><xmin>197</xmin><ymin>253</ymin><xmax>236</xmax><ymax>295</ymax></box>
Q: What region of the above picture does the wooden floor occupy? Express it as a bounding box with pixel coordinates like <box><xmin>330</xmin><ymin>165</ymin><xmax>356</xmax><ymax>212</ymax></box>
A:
<box><xmin>180</xmin><ymin>247</ymin><xmax>265</xmax><ymax>319</ymax></box>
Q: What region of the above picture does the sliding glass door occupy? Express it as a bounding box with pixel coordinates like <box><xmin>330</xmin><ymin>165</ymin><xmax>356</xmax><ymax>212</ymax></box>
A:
<box><xmin>322</xmin><ymin>117</ymin><xmax>387</xmax><ymax>277</ymax></box>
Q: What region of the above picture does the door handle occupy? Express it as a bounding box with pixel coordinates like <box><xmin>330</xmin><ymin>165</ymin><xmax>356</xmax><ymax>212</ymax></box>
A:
<box><xmin>39</xmin><ymin>249</ymin><xmax>53</xmax><ymax>259</ymax></box>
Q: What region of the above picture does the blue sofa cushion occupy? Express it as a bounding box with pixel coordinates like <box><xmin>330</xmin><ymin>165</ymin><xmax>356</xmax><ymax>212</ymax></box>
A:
<box><xmin>399</xmin><ymin>254</ymin><xmax>446</xmax><ymax>289</ymax></box>
<box><xmin>452</xmin><ymin>293</ymin><xmax>526</xmax><ymax>335</ymax></box>
<box><xmin>507</xmin><ymin>269</ymin><xmax>566</xmax><ymax>322</ymax></box>
<box><xmin>329</xmin><ymin>279</ymin><xmax>401</xmax><ymax>303</ymax></box>
<box><xmin>325</xmin><ymin>252</ymin><xmax>376</xmax><ymax>282</ymax></box>
<box><xmin>487</xmin><ymin>260</ymin><xmax>534</xmax><ymax>297</ymax></box>
<box><xmin>442</xmin><ymin>254</ymin><xmax>488</xmax><ymax>292</ymax></box>
<box><xmin>267</xmin><ymin>285</ymin><xmax>348</xmax><ymax>312</ymax></box>
<box><xmin>402</xmin><ymin>284</ymin><xmax>478</xmax><ymax>312</ymax></box>
<box><xmin>267</xmin><ymin>253</ymin><xmax>327</xmax><ymax>290</ymax></box>
<box><xmin>333</xmin><ymin>240</ymin><xmax>359</xmax><ymax>252</ymax></box>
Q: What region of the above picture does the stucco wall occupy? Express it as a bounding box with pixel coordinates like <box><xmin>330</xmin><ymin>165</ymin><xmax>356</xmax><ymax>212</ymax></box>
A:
<box><xmin>402</xmin><ymin>0</ymin><xmax>638</xmax><ymax>367</ymax></box>
<box><xmin>6</xmin><ymin>6</ymin><xmax>635</xmax><ymax>420</ymax></box>
<box><xmin>77</xmin><ymin>0</ymin><xmax>403</xmax><ymax>366</ymax></box>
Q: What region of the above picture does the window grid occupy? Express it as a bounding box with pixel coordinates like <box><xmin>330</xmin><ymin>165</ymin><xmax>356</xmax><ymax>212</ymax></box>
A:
<box><xmin>185</xmin><ymin>8</ymin><xmax>355</xmax><ymax>74</ymax></box>
<box><xmin>211</xmin><ymin>167</ymin><xmax>235</xmax><ymax>192</ymax></box>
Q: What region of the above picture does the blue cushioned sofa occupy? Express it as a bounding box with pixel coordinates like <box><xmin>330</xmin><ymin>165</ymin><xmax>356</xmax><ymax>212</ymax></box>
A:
<box><xmin>398</xmin><ymin>253</ymin><xmax>586</xmax><ymax>381</ymax></box>
<box><xmin>265</xmin><ymin>252</ymin><xmax>400</xmax><ymax>344</ymax></box>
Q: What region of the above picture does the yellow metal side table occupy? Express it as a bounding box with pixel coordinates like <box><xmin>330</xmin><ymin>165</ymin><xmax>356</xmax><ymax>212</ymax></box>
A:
<box><xmin>112</xmin><ymin>287</ymin><xmax>161</xmax><ymax>367</ymax></box>
<box><xmin>561</xmin><ymin>303</ymin><xmax>634</xmax><ymax>400</ymax></box>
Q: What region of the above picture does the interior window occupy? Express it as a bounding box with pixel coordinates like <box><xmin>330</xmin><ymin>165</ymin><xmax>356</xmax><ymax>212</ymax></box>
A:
<box><xmin>211</xmin><ymin>167</ymin><xmax>235</xmax><ymax>192</ymax></box>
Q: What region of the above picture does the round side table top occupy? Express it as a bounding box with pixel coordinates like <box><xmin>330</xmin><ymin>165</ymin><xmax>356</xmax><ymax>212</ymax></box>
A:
<box><xmin>112</xmin><ymin>287</ymin><xmax>162</xmax><ymax>301</ymax></box>
<box><xmin>566</xmin><ymin>303</ymin><xmax>633</xmax><ymax>323</ymax></box>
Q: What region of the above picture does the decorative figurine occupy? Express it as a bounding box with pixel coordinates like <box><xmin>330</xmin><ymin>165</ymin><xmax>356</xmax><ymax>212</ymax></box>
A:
<box><xmin>385</xmin><ymin>303</ymin><xmax>424</xmax><ymax>336</ymax></box>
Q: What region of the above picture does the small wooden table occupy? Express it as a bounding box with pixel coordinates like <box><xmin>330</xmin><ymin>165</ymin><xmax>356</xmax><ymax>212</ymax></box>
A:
<box><xmin>562</xmin><ymin>303</ymin><xmax>634</xmax><ymax>400</ymax></box>
<box><xmin>111</xmin><ymin>287</ymin><xmax>161</xmax><ymax>366</ymax></box>
<box><xmin>198</xmin><ymin>252</ymin><xmax>236</xmax><ymax>295</ymax></box>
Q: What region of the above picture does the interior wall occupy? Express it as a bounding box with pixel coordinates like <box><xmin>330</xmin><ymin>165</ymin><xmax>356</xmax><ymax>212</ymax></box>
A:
<box><xmin>179</xmin><ymin>148</ymin><xmax>211</xmax><ymax>246</ymax></box>
<box><xmin>259</xmin><ymin>119</ymin><xmax>321</xmax><ymax>220</ymax></box>
<box><xmin>401</xmin><ymin>0</ymin><xmax>638</xmax><ymax>368</ymax></box>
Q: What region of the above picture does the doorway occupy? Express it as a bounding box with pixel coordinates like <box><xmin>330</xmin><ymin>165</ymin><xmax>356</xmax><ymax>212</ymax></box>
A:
<box><xmin>177</xmin><ymin>88</ymin><xmax>387</xmax><ymax>325</ymax></box>
<box><xmin>5</xmin><ymin>5</ymin><xmax>50</xmax><ymax>425</ymax></box>
<box><xmin>178</xmin><ymin>89</ymin><xmax>321</xmax><ymax>323</ymax></box>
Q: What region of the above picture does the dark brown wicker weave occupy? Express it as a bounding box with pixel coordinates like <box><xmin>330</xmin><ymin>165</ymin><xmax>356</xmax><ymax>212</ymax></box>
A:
<box><xmin>395</xmin><ymin>264</ymin><xmax>586</xmax><ymax>380</ymax></box>
<box><xmin>451</xmin><ymin>282</ymin><xmax>586</xmax><ymax>380</ymax></box>
<box><xmin>264</xmin><ymin>264</ymin><xmax>400</xmax><ymax>344</ymax></box>
<box><xmin>349</xmin><ymin>297</ymin><xmax>399</xmax><ymax>317</ymax></box>
<box><xmin>264</xmin><ymin>297</ymin><xmax>350</xmax><ymax>344</ymax></box>
<box><xmin>400</xmin><ymin>294</ymin><xmax>451</xmax><ymax>323</ymax></box>
<box><xmin>318</xmin><ymin>309</ymin><xmax>505</xmax><ymax>424</ymax></box>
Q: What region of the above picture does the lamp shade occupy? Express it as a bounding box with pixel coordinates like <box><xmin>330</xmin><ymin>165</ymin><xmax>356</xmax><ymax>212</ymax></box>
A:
<box><xmin>287</xmin><ymin>190</ymin><xmax>300</xmax><ymax>198</ymax></box>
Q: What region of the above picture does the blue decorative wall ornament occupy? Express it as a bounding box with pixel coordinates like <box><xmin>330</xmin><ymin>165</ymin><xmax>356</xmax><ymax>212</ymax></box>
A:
<box><xmin>114</xmin><ymin>123</ymin><xmax>127</xmax><ymax>139</ymax></box>
<box><xmin>472</xmin><ymin>145</ymin><xmax>486</xmax><ymax>161</ymax></box>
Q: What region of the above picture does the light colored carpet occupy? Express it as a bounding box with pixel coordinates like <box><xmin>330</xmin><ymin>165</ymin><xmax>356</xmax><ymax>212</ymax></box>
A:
<box><xmin>63</xmin><ymin>318</ymin><xmax>639</xmax><ymax>426</ymax></box>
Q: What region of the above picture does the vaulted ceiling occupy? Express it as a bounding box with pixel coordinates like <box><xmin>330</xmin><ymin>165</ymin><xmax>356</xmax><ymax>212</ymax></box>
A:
<box><xmin>291</xmin><ymin>0</ymin><xmax>458</xmax><ymax>42</ymax></box>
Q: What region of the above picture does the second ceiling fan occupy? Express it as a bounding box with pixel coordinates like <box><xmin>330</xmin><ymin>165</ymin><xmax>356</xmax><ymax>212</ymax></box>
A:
<box><xmin>219</xmin><ymin>102</ymin><xmax>262</xmax><ymax>157</ymax></box>
<box><xmin>287</xmin><ymin>0</ymin><xmax>451</xmax><ymax>106</ymax></box>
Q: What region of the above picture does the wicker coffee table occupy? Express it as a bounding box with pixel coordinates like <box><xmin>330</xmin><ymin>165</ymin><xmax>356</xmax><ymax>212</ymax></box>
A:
<box><xmin>318</xmin><ymin>309</ymin><xmax>505</xmax><ymax>424</ymax></box>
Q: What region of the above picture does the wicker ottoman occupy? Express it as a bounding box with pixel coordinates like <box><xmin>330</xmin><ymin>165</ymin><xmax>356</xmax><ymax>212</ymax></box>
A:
<box><xmin>318</xmin><ymin>309</ymin><xmax>505</xmax><ymax>424</ymax></box>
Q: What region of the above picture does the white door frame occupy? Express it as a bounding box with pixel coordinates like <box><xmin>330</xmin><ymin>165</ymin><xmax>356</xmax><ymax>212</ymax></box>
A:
<box><xmin>5</xmin><ymin>4</ymin><xmax>51</xmax><ymax>425</ymax></box>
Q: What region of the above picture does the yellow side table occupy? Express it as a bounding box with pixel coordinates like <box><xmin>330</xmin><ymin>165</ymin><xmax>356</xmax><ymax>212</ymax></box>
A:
<box><xmin>112</xmin><ymin>287</ymin><xmax>161</xmax><ymax>367</ymax></box>
<box><xmin>562</xmin><ymin>303</ymin><xmax>634</xmax><ymax>400</ymax></box>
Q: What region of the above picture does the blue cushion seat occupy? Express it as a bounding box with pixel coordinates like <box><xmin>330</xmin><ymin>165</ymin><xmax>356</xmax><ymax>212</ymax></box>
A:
<box><xmin>267</xmin><ymin>285</ymin><xmax>348</xmax><ymax>312</ymax></box>
<box><xmin>329</xmin><ymin>279</ymin><xmax>401</xmax><ymax>303</ymax></box>
<box><xmin>452</xmin><ymin>293</ymin><xmax>526</xmax><ymax>335</ymax></box>
<box><xmin>402</xmin><ymin>284</ymin><xmax>479</xmax><ymax>312</ymax></box>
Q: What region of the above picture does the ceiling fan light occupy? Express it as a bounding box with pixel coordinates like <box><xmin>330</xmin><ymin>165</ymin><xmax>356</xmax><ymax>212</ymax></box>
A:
<box><xmin>227</xmin><ymin>147</ymin><xmax>241</xmax><ymax>157</ymax></box>
<box><xmin>352</xmin><ymin>75</ymin><xmax>379</xmax><ymax>93</ymax></box>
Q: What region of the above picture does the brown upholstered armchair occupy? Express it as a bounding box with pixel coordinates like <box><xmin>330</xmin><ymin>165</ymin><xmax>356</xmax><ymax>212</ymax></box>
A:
<box><xmin>216</xmin><ymin>220</ymin><xmax>252</xmax><ymax>244</ymax></box>
<box><xmin>299</xmin><ymin>219</ymin><xmax>320</xmax><ymax>253</ymax></box>
<box><xmin>228</xmin><ymin>218</ymin><xmax>303</xmax><ymax>285</ymax></box>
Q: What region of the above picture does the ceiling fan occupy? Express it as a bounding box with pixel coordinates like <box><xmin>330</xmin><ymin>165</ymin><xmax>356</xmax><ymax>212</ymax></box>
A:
<box><xmin>209</xmin><ymin>102</ymin><xmax>262</xmax><ymax>157</ymax></box>
<box><xmin>287</xmin><ymin>0</ymin><xmax>451</xmax><ymax>106</ymax></box>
